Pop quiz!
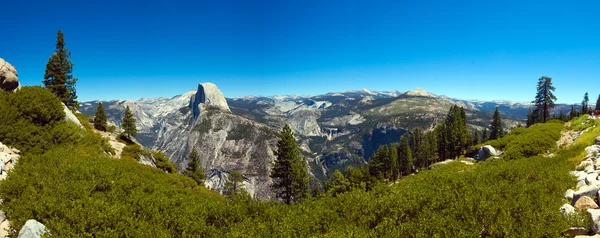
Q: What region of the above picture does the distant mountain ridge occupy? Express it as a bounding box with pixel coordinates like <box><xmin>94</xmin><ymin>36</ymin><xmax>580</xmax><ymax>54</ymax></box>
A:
<box><xmin>80</xmin><ymin>84</ymin><xmax>582</xmax><ymax>197</ymax></box>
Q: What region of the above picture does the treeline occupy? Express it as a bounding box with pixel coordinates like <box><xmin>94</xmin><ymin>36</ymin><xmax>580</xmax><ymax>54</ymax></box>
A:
<box><xmin>321</xmin><ymin>105</ymin><xmax>505</xmax><ymax>196</ymax></box>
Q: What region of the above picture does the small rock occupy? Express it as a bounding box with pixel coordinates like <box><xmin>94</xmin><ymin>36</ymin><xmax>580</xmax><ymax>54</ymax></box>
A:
<box><xmin>595</xmin><ymin>136</ymin><xmax>600</xmax><ymax>146</ymax></box>
<box><xmin>575</xmin><ymin>196</ymin><xmax>600</xmax><ymax>211</ymax></box>
<box><xmin>566</xmin><ymin>189</ymin><xmax>575</xmax><ymax>200</ymax></box>
<box><xmin>580</xmin><ymin>161</ymin><xmax>596</xmax><ymax>171</ymax></box>
<box><xmin>476</xmin><ymin>145</ymin><xmax>501</xmax><ymax>161</ymax></box>
<box><xmin>574</xmin><ymin>183</ymin><xmax>600</xmax><ymax>203</ymax></box>
<box><xmin>0</xmin><ymin>211</ymin><xmax>5</xmax><ymax>224</ymax></box>
<box><xmin>567</xmin><ymin>227</ymin><xmax>589</xmax><ymax>237</ymax></box>
<box><xmin>17</xmin><ymin>219</ymin><xmax>48</xmax><ymax>238</ymax></box>
<box><xmin>561</xmin><ymin>204</ymin><xmax>577</xmax><ymax>216</ymax></box>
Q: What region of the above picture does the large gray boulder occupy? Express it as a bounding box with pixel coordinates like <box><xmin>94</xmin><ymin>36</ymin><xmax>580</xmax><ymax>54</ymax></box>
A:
<box><xmin>62</xmin><ymin>103</ymin><xmax>84</xmax><ymax>129</ymax></box>
<box><xmin>0</xmin><ymin>58</ymin><xmax>20</xmax><ymax>92</ymax></box>
<box><xmin>476</xmin><ymin>145</ymin><xmax>500</xmax><ymax>161</ymax></box>
<box><xmin>189</xmin><ymin>82</ymin><xmax>230</xmax><ymax>119</ymax></box>
<box><xmin>17</xmin><ymin>219</ymin><xmax>48</xmax><ymax>238</ymax></box>
<box><xmin>574</xmin><ymin>184</ymin><xmax>600</xmax><ymax>205</ymax></box>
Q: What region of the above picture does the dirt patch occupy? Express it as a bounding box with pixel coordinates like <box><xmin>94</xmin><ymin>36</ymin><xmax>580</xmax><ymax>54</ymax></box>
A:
<box><xmin>557</xmin><ymin>130</ymin><xmax>580</xmax><ymax>147</ymax></box>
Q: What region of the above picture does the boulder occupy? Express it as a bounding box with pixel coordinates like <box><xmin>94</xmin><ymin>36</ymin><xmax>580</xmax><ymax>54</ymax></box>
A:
<box><xmin>568</xmin><ymin>227</ymin><xmax>589</xmax><ymax>237</ymax></box>
<box><xmin>589</xmin><ymin>209</ymin><xmax>600</xmax><ymax>234</ymax></box>
<box><xmin>587</xmin><ymin>145</ymin><xmax>600</xmax><ymax>158</ymax></box>
<box><xmin>62</xmin><ymin>103</ymin><xmax>84</xmax><ymax>129</ymax></box>
<box><xmin>189</xmin><ymin>82</ymin><xmax>230</xmax><ymax>120</ymax></box>
<box><xmin>17</xmin><ymin>219</ymin><xmax>48</xmax><ymax>238</ymax></box>
<box><xmin>596</xmin><ymin>136</ymin><xmax>600</xmax><ymax>146</ymax></box>
<box><xmin>587</xmin><ymin>173</ymin><xmax>600</xmax><ymax>185</ymax></box>
<box><xmin>566</xmin><ymin>189</ymin><xmax>576</xmax><ymax>200</ymax></box>
<box><xmin>574</xmin><ymin>184</ymin><xmax>600</xmax><ymax>204</ymax></box>
<box><xmin>579</xmin><ymin>160</ymin><xmax>596</xmax><ymax>171</ymax></box>
<box><xmin>561</xmin><ymin>203</ymin><xmax>577</xmax><ymax>216</ymax></box>
<box><xmin>476</xmin><ymin>145</ymin><xmax>500</xmax><ymax>161</ymax></box>
<box><xmin>575</xmin><ymin>196</ymin><xmax>599</xmax><ymax>211</ymax></box>
<box><xmin>0</xmin><ymin>58</ymin><xmax>20</xmax><ymax>92</ymax></box>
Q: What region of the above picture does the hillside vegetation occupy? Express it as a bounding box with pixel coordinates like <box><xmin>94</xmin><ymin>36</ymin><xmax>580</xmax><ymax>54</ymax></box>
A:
<box><xmin>0</xmin><ymin>86</ymin><xmax>597</xmax><ymax>236</ymax></box>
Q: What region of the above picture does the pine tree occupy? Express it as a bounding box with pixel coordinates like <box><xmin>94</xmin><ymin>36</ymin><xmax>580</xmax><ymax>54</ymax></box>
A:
<box><xmin>224</xmin><ymin>170</ymin><xmax>245</xmax><ymax>197</ymax></box>
<box><xmin>94</xmin><ymin>102</ymin><xmax>108</xmax><ymax>131</ymax></box>
<box><xmin>526</xmin><ymin>108</ymin><xmax>534</xmax><ymax>127</ymax></box>
<box><xmin>122</xmin><ymin>106</ymin><xmax>137</xmax><ymax>140</ymax></box>
<box><xmin>368</xmin><ymin>145</ymin><xmax>388</xmax><ymax>180</ymax></box>
<box><xmin>489</xmin><ymin>107</ymin><xmax>504</xmax><ymax>140</ymax></box>
<box><xmin>398</xmin><ymin>134</ymin><xmax>413</xmax><ymax>176</ymax></box>
<box><xmin>471</xmin><ymin>129</ymin><xmax>480</xmax><ymax>145</ymax></box>
<box><xmin>324</xmin><ymin>170</ymin><xmax>350</xmax><ymax>196</ymax></box>
<box><xmin>582</xmin><ymin>92</ymin><xmax>590</xmax><ymax>114</ymax></box>
<box><xmin>411</xmin><ymin>128</ymin><xmax>426</xmax><ymax>170</ymax></box>
<box><xmin>532</xmin><ymin>76</ymin><xmax>557</xmax><ymax>123</ymax></box>
<box><xmin>481</xmin><ymin>128</ymin><xmax>489</xmax><ymax>142</ymax></box>
<box><xmin>424</xmin><ymin>130</ymin><xmax>437</xmax><ymax>166</ymax></box>
<box><xmin>43</xmin><ymin>30</ymin><xmax>79</xmax><ymax>109</ymax></box>
<box><xmin>436</xmin><ymin>122</ymin><xmax>448</xmax><ymax>161</ymax></box>
<box><xmin>570</xmin><ymin>105</ymin><xmax>578</xmax><ymax>119</ymax></box>
<box><xmin>271</xmin><ymin>124</ymin><xmax>310</xmax><ymax>204</ymax></box>
<box><xmin>389</xmin><ymin>145</ymin><xmax>398</xmax><ymax>180</ymax></box>
<box><xmin>185</xmin><ymin>148</ymin><xmax>206</xmax><ymax>185</ymax></box>
<box><xmin>596</xmin><ymin>94</ymin><xmax>600</xmax><ymax>112</ymax></box>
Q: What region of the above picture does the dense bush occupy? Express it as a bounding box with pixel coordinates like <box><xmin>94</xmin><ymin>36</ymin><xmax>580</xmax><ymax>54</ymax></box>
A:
<box><xmin>487</xmin><ymin>120</ymin><xmax>563</xmax><ymax>160</ymax></box>
<box><xmin>0</xmin><ymin>146</ymin><xmax>231</xmax><ymax>237</ymax></box>
<box><xmin>0</xmin><ymin>86</ymin><xmax>112</xmax><ymax>155</ymax></box>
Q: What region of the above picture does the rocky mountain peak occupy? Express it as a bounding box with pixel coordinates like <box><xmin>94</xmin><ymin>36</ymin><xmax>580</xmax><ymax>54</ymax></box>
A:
<box><xmin>0</xmin><ymin>58</ymin><xmax>21</xmax><ymax>92</ymax></box>
<box><xmin>189</xmin><ymin>82</ymin><xmax>230</xmax><ymax>119</ymax></box>
<box><xmin>402</xmin><ymin>87</ymin><xmax>437</xmax><ymax>98</ymax></box>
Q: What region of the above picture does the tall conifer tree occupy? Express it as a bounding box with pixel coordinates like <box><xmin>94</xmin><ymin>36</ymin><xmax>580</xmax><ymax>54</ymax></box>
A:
<box><xmin>122</xmin><ymin>106</ymin><xmax>137</xmax><ymax>139</ymax></box>
<box><xmin>271</xmin><ymin>125</ymin><xmax>310</xmax><ymax>204</ymax></box>
<box><xmin>398</xmin><ymin>134</ymin><xmax>413</xmax><ymax>176</ymax></box>
<box><xmin>532</xmin><ymin>76</ymin><xmax>557</xmax><ymax>123</ymax></box>
<box><xmin>489</xmin><ymin>107</ymin><xmax>504</xmax><ymax>140</ymax></box>
<box><xmin>582</xmin><ymin>92</ymin><xmax>589</xmax><ymax>114</ymax></box>
<box><xmin>596</xmin><ymin>94</ymin><xmax>600</xmax><ymax>112</ymax></box>
<box><xmin>43</xmin><ymin>30</ymin><xmax>79</xmax><ymax>109</ymax></box>
<box><xmin>94</xmin><ymin>102</ymin><xmax>108</xmax><ymax>131</ymax></box>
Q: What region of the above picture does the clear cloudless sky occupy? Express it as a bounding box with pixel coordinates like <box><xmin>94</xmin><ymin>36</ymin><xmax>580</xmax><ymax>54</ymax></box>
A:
<box><xmin>2</xmin><ymin>0</ymin><xmax>600</xmax><ymax>103</ymax></box>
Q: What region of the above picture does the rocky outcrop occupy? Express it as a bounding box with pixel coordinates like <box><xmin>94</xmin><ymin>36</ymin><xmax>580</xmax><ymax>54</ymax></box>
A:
<box><xmin>17</xmin><ymin>220</ymin><xmax>48</xmax><ymax>238</ymax></box>
<box><xmin>476</xmin><ymin>145</ymin><xmax>501</xmax><ymax>161</ymax></box>
<box><xmin>0</xmin><ymin>142</ymin><xmax>20</xmax><ymax>237</ymax></box>
<box><xmin>190</xmin><ymin>83</ymin><xmax>230</xmax><ymax>119</ymax></box>
<box><xmin>154</xmin><ymin>104</ymin><xmax>277</xmax><ymax>199</ymax></box>
<box><xmin>61</xmin><ymin>103</ymin><xmax>83</xmax><ymax>128</ymax></box>
<box><xmin>0</xmin><ymin>58</ymin><xmax>20</xmax><ymax>92</ymax></box>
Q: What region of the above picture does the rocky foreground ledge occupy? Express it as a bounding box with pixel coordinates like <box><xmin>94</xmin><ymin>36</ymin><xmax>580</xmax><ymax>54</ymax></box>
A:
<box><xmin>561</xmin><ymin>136</ymin><xmax>600</xmax><ymax>237</ymax></box>
<box><xmin>0</xmin><ymin>142</ymin><xmax>49</xmax><ymax>238</ymax></box>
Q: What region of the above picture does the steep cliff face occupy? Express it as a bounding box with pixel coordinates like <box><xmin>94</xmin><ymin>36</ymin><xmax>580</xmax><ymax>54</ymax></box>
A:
<box><xmin>190</xmin><ymin>83</ymin><xmax>230</xmax><ymax>119</ymax></box>
<box><xmin>153</xmin><ymin>104</ymin><xmax>277</xmax><ymax>199</ymax></box>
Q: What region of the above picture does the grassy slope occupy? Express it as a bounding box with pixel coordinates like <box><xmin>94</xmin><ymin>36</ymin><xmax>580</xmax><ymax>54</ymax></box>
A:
<box><xmin>226</xmin><ymin>119</ymin><xmax>599</xmax><ymax>237</ymax></box>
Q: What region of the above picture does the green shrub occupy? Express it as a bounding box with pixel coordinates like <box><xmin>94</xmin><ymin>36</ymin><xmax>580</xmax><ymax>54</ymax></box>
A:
<box><xmin>487</xmin><ymin>121</ymin><xmax>563</xmax><ymax>160</ymax></box>
<box><xmin>0</xmin><ymin>146</ymin><xmax>227</xmax><ymax>237</ymax></box>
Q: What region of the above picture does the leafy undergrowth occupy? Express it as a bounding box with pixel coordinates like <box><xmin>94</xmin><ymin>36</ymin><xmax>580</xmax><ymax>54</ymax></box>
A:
<box><xmin>486</xmin><ymin>120</ymin><xmax>564</xmax><ymax>160</ymax></box>
<box><xmin>0</xmin><ymin>146</ymin><xmax>233</xmax><ymax>237</ymax></box>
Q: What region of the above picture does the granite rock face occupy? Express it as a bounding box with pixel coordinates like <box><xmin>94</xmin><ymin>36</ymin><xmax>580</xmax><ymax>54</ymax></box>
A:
<box><xmin>190</xmin><ymin>83</ymin><xmax>230</xmax><ymax>119</ymax></box>
<box><xmin>0</xmin><ymin>58</ymin><xmax>20</xmax><ymax>92</ymax></box>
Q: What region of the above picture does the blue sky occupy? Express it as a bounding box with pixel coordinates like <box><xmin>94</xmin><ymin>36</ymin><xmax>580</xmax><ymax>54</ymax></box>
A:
<box><xmin>2</xmin><ymin>0</ymin><xmax>600</xmax><ymax>103</ymax></box>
